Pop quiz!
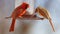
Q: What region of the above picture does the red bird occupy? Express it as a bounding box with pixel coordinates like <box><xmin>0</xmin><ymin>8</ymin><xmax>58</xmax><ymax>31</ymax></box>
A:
<box><xmin>8</xmin><ymin>2</ymin><xmax>29</xmax><ymax>32</ymax></box>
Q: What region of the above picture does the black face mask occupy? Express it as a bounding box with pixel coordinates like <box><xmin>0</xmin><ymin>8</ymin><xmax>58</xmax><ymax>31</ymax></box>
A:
<box><xmin>25</xmin><ymin>4</ymin><xmax>29</xmax><ymax>9</ymax></box>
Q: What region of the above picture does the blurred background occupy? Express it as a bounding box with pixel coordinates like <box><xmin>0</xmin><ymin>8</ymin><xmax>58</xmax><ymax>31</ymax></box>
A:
<box><xmin>0</xmin><ymin>0</ymin><xmax>60</xmax><ymax>34</ymax></box>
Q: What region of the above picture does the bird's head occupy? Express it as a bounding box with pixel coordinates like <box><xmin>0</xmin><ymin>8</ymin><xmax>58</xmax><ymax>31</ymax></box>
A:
<box><xmin>21</xmin><ymin>2</ymin><xmax>29</xmax><ymax>9</ymax></box>
<box><xmin>35</xmin><ymin>7</ymin><xmax>40</xmax><ymax>13</ymax></box>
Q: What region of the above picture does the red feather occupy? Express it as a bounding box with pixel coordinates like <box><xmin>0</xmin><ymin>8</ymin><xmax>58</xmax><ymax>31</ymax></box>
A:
<box><xmin>9</xmin><ymin>2</ymin><xmax>29</xmax><ymax>32</ymax></box>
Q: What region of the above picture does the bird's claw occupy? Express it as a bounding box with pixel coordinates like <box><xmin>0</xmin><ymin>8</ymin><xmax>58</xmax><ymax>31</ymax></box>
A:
<box><xmin>40</xmin><ymin>18</ymin><xmax>45</xmax><ymax>20</ymax></box>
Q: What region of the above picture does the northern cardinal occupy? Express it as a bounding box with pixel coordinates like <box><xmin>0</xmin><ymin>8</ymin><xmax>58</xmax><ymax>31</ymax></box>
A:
<box><xmin>8</xmin><ymin>2</ymin><xmax>29</xmax><ymax>32</ymax></box>
<box><xmin>35</xmin><ymin>6</ymin><xmax>55</xmax><ymax>32</ymax></box>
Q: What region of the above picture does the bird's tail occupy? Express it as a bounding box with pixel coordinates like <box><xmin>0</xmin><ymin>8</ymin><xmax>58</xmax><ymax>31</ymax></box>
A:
<box><xmin>49</xmin><ymin>18</ymin><xmax>55</xmax><ymax>32</ymax></box>
<box><xmin>9</xmin><ymin>18</ymin><xmax>16</xmax><ymax>32</ymax></box>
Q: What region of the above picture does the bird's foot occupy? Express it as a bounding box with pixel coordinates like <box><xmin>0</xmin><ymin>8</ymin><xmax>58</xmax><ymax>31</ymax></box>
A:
<box><xmin>40</xmin><ymin>18</ymin><xmax>44</xmax><ymax>20</ymax></box>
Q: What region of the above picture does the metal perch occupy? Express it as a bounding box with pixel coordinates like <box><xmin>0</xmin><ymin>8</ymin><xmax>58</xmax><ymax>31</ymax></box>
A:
<box><xmin>5</xmin><ymin>15</ymin><xmax>44</xmax><ymax>20</ymax></box>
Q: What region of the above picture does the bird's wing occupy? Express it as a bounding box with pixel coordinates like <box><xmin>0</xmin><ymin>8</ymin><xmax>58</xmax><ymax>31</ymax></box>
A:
<box><xmin>37</xmin><ymin>7</ymin><xmax>51</xmax><ymax>19</ymax></box>
<box><xmin>41</xmin><ymin>7</ymin><xmax>51</xmax><ymax>18</ymax></box>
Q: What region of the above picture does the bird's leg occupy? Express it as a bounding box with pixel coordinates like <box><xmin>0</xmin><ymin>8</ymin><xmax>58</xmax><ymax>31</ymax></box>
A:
<box><xmin>19</xmin><ymin>16</ymin><xmax>23</xmax><ymax>18</ymax></box>
<box><xmin>31</xmin><ymin>13</ymin><xmax>45</xmax><ymax>20</ymax></box>
<box><xmin>39</xmin><ymin>17</ymin><xmax>44</xmax><ymax>20</ymax></box>
<box><xmin>30</xmin><ymin>12</ymin><xmax>36</xmax><ymax>18</ymax></box>
<box><xmin>29</xmin><ymin>11</ymin><xmax>44</xmax><ymax>20</ymax></box>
